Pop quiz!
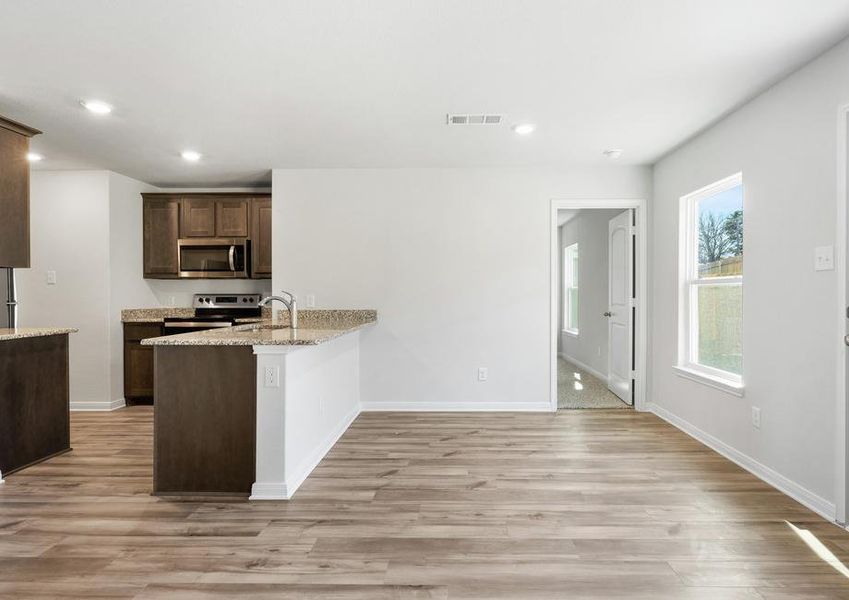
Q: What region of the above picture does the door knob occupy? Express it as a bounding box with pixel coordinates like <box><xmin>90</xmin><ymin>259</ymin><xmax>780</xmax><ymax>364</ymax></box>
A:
<box><xmin>603</xmin><ymin>311</ymin><xmax>613</xmax><ymax>317</ymax></box>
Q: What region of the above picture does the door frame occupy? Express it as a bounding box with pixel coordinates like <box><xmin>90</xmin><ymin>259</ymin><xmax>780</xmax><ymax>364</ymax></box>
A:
<box><xmin>836</xmin><ymin>102</ymin><xmax>849</xmax><ymax>526</ymax></box>
<box><xmin>549</xmin><ymin>198</ymin><xmax>649</xmax><ymax>412</ymax></box>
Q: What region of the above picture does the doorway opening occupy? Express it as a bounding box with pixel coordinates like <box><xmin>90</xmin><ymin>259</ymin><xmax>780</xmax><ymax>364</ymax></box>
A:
<box><xmin>549</xmin><ymin>199</ymin><xmax>648</xmax><ymax>412</ymax></box>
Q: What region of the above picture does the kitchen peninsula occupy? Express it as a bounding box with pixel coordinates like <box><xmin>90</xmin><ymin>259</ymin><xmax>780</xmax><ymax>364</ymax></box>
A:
<box><xmin>143</xmin><ymin>309</ymin><xmax>376</xmax><ymax>499</ymax></box>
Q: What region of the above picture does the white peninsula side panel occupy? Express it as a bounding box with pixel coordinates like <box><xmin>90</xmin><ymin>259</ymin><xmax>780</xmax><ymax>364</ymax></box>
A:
<box><xmin>251</xmin><ymin>331</ymin><xmax>361</xmax><ymax>500</ymax></box>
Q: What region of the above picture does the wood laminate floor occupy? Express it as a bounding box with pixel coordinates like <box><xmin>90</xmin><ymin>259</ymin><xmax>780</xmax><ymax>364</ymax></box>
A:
<box><xmin>1</xmin><ymin>406</ymin><xmax>849</xmax><ymax>599</ymax></box>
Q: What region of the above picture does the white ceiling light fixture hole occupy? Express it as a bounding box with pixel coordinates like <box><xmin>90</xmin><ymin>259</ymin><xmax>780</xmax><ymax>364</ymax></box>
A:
<box><xmin>603</xmin><ymin>148</ymin><xmax>623</xmax><ymax>159</ymax></box>
<box><xmin>80</xmin><ymin>99</ymin><xmax>113</xmax><ymax>115</ymax></box>
<box><xmin>512</xmin><ymin>123</ymin><xmax>536</xmax><ymax>135</ymax></box>
<box><xmin>181</xmin><ymin>150</ymin><xmax>202</xmax><ymax>162</ymax></box>
<box><xmin>26</xmin><ymin>152</ymin><xmax>43</xmax><ymax>162</ymax></box>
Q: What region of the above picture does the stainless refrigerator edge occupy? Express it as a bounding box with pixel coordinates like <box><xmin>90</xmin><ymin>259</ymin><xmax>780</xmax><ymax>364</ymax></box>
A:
<box><xmin>0</xmin><ymin>267</ymin><xmax>17</xmax><ymax>328</ymax></box>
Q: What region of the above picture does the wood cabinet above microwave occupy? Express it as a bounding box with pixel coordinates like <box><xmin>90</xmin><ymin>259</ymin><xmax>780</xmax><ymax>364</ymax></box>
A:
<box><xmin>180</xmin><ymin>196</ymin><xmax>250</xmax><ymax>238</ymax></box>
<box><xmin>141</xmin><ymin>193</ymin><xmax>270</xmax><ymax>279</ymax></box>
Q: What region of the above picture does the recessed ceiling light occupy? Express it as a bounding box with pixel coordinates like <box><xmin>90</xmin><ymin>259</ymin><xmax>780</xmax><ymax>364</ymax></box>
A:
<box><xmin>512</xmin><ymin>123</ymin><xmax>536</xmax><ymax>135</ymax></box>
<box><xmin>603</xmin><ymin>148</ymin><xmax>623</xmax><ymax>159</ymax></box>
<box><xmin>80</xmin><ymin>99</ymin><xmax>113</xmax><ymax>115</ymax></box>
<box><xmin>26</xmin><ymin>152</ymin><xmax>43</xmax><ymax>162</ymax></box>
<box><xmin>181</xmin><ymin>150</ymin><xmax>202</xmax><ymax>162</ymax></box>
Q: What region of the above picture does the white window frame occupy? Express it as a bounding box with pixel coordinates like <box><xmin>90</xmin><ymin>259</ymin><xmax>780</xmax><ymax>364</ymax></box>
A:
<box><xmin>674</xmin><ymin>172</ymin><xmax>744</xmax><ymax>396</ymax></box>
<box><xmin>563</xmin><ymin>242</ymin><xmax>579</xmax><ymax>336</ymax></box>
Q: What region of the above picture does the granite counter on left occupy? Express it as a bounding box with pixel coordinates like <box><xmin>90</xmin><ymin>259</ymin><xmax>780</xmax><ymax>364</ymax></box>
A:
<box><xmin>0</xmin><ymin>328</ymin><xmax>76</xmax><ymax>480</ymax></box>
<box><xmin>0</xmin><ymin>327</ymin><xmax>78</xmax><ymax>342</ymax></box>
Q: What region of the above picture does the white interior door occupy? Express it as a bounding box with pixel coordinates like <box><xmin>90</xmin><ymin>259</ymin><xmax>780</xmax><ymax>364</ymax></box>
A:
<box><xmin>607</xmin><ymin>210</ymin><xmax>634</xmax><ymax>404</ymax></box>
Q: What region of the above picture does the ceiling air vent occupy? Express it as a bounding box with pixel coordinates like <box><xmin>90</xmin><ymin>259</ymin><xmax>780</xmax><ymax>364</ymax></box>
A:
<box><xmin>447</xmin><ymin>114</ymin><xmax>502</xmax><ymax>126</ymax></box>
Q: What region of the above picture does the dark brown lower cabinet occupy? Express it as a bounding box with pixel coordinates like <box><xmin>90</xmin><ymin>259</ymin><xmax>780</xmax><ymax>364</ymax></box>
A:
<box><xmin>153</xmin><ymin>345</ymin><xmax>256</xmax><ymax>496</ymax></box>
<box><xmin>124</xmin><ymin>323</ymin><xmax>162</xmax><ymax>403</ymax></box>
<box><xmin>0</xmin><ymin>334</ymin><xmax>70</xmax><ymax>476</ymax></box>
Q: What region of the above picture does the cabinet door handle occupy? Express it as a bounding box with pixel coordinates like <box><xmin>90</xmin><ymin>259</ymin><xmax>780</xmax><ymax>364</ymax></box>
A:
<box><xmin>603</xmin><ymin>311</ymin><xmax>613</xmax><ymax>317</ymax></box>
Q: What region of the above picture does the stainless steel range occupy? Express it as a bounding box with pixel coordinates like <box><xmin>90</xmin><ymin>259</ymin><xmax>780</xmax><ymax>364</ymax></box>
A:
<box><xmin>162</xmin><ymin>293</ymin><xmax>263</xmax><ymax>334</ymax></box>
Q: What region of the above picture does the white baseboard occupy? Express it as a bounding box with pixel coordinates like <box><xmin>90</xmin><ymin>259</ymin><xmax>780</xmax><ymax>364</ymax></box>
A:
<box><xmin>648</xmin><ymin>402</ymin><xmax>836</xmax><ymax>522</ymax></box>
<box><xmin>249</xmin><ymin>482</ymin><xmax>289</xmax><ymax>500</ymax></box>
<box><xmin>283</xmin><ymin>405</ymin><xmax>361</xmax><ymax>499</ymax></box>
<box><xmin>560</xmin><ymin>354</ymin><xmax>608</xmax><ymax>383</ymax></box>
<box><xmin>70</xmin><ymin>398</ymin><xmax>126</xmax><ymax>412</ymax></box>
<box><xmin>361</xmin><ymin>401</ymin><xmax>552</xmax><ymax>412</ymax></box>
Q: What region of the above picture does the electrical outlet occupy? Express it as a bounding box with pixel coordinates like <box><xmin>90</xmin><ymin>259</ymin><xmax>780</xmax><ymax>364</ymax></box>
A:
<box><xmin>306</xmin><ymin>294</ymin><xmax>316</xmax><ymax>308</ymax></box>
<box><xmin>751</xmin><ymin>406</ymin><xmax>761</xmax><ymax>429</ymax></box>
<box><xmin>815</xmin><ymin>246</ymin><xmax>834</xmax><ymax>271</ymax></box>
<box><xmin>46</xmin><ymin>270</ymin><xmax>56</xmax><ymax>285</ymax></box>
<box><xmin>168</xmin><ymin>296</ymin><xmax>176</xmax><ymax>306</ymax></box>
<box><xmin>263</xmin><ymin>366</ymin><xmax>280</xmax><ymax>388</ymax></box>
<box><xmin>477</xmin><ymin>367</ymin><xmax>488</xmax><ymax>382</ymax></box>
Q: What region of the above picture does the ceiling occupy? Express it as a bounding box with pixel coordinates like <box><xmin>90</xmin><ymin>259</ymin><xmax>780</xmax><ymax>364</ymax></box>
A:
<box><xmin>2</xmin><ymin>1</ymin><xmax>849</xmax><ymax>186</ymax></box>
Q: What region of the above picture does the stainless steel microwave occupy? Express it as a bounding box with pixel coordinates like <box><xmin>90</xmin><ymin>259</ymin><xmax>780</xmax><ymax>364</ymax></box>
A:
<box><xmin>177</xmin><ymin>238</ymin><xmax>249</xmax><ymax>278</ymax></box>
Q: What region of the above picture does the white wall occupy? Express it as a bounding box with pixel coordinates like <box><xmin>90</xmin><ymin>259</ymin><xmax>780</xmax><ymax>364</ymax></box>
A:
<box><xmin>650</xmin><ymin>37</ymin><xmax>849</xmax><ymax>516</ymax></box>
<box><xmin>559</xmin><ymin>209</ymin><xmax>627</xmax><ymax>377</ymax></box>
<box><xmin>19</xmin><ymin>171</ymin><xmax>112</xmax><ymax>407</ymax></box>
<box><xmin>273</xmin><ymin>167</ymin><xmax>651</xmax><ymax>410</ymax></box>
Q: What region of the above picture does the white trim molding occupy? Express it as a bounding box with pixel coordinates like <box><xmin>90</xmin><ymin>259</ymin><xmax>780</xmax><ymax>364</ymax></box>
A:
<box><xmin>70</xmin><ymin>398</ymin><xmax>126</xmax><ymax>411</ymax></box>
<box><xmin>361</xmin><ymin>401</ymin><xmax>551</xmax><ymax>412</ymax></box>
<box><xmin>672</xmin><ymin>365</ymin><xmax>744</xmax><ymax>398</ymax></box>
<box><xmin>249</xmin><ymin>482</ymin><xmax>289</xmax><ymax>500</ymax></box>
<box><xmin>649</xmin><ymin>402</ymin><xmax>835</xmax><ymax>522</ymax></box>
<box><xmin>550</xmin><ymin>198</ymin><xmax>649</xmax><ymax>413</ymax></box>
<box><xmin>835</xmin><ymin>101</ymin><xmax>849</xmax><ymax>526</ymax></box>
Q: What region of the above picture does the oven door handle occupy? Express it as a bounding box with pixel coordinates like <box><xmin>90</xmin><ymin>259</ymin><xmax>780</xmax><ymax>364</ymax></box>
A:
<box><xmin>228</xmin><ymin>245</ymin><xmax>236</xmax><ymax>271</ymax></box>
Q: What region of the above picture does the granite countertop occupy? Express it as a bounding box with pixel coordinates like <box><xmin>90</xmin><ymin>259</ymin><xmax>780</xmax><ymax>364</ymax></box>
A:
<box><xmin>141</xmin><ymin>309</ymin><xmax>377</xmax><ymax>346</ymax></box>
<box><xmin>0</xmin><ymin>327</ymin><xmax>78</xmax><ymax>342</ymax></box>
<box><xmin>121</xmin><ymin>307</ymin><xmax>271</xmax><ymax>323</ymax></box>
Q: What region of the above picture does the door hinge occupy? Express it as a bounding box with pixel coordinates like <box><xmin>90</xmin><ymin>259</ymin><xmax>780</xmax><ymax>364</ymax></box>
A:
<box><xmin>630</xmin><ymin>370</ymin><xmax>638</xmax><ymax>379</ymax></box>
<box><xmin>629</xmin><ymin>297</ymin><xmax>637</xmax><ymax>308</ymax></box>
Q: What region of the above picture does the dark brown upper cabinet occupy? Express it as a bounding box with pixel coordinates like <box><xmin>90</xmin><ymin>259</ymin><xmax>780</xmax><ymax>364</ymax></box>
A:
<box><xmin>180</xmin><ymin>197</ymin><xmax>216</xmax><ymax>237</ymax></box>
<box><xmin>215</xmin><ymin>198</ymin><xmax>249</xmax><ymax>237</ymax></box>
<box><xmin>251</xmin><ymin>197</ymin><xmax>272</xmax><ymax>278</ymax></box>
<box><xmin>143</xmin><ymin>197</ymin><xmax>180</xmax><ymax>277</ymax></box>
<box><xmin>0</xmin><ymin>116</ymin><xmax>41</xmax><ymax>268</ymax></box>
<box><xmin>142</xmin><ymin>192</ymin><xmax>269</xmax><ymax>279</ymax></box>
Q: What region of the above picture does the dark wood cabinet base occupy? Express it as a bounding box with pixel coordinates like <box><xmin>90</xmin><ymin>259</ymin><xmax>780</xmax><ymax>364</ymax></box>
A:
<box><xmin>0</xmin><ymin>334</ymin><xmax>71</xmax><ymax>476</ymax></box>
<box><xmin>153</xmin><ymin>345</ymin><xmax>256</xmax><ymax>496</ymax></box>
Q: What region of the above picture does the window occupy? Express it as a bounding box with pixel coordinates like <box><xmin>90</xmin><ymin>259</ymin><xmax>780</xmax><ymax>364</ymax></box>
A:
<box><xmin>676</xmin><ymin>173</ymin><xmax>743</xmax><ymax>394</ymax></box>
<box><xmin>563</xmin><ymin>243</ymin><xmax>579</xmax><ymax>335</ymax></box>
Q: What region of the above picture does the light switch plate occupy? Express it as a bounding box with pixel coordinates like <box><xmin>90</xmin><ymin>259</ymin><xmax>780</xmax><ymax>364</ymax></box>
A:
<box><xmin>46</xmin><ymin>270</ymin><xmax>56</xmax><ymax>285</ymax></box>
<box><xmin>815</xmin><ymin>246</ymin><xmax>834</xmax><ymax>271</ymax></box>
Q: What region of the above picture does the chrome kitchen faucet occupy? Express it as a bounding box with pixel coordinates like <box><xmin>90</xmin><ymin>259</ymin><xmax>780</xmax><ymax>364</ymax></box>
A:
<box><xmin>259</xmin><ymin>291</ymin><xmax>298</xmax><ymax>329</ymax></box>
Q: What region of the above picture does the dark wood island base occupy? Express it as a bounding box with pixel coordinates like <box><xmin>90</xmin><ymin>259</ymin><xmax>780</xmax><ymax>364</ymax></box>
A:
<box><xmin>153</xmin><ymin>345</ymin><xmax>256</xmax><ymax>496</ymax></box>
<box><xmin>0</xmin><ymin>333</ymin><xmax>71</xmax><ymax>477</ymax></box>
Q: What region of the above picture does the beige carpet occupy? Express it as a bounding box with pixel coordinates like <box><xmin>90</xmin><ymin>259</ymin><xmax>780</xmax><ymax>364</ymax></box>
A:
<box><xmin>558</xmin><ymin>357</ymin><xmax>630</xmax><ymax>409</ymax></box>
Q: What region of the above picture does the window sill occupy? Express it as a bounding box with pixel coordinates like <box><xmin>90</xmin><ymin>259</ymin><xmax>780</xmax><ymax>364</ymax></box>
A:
<box><xmin>562</xmin><ymin>329</ymin><xmax>579</xmax><ymax>338</ymax></box>
<box><xmin>672</xmin><ymin>365</ymin><xmax>745</xmax><ymax>397</ymax></box>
